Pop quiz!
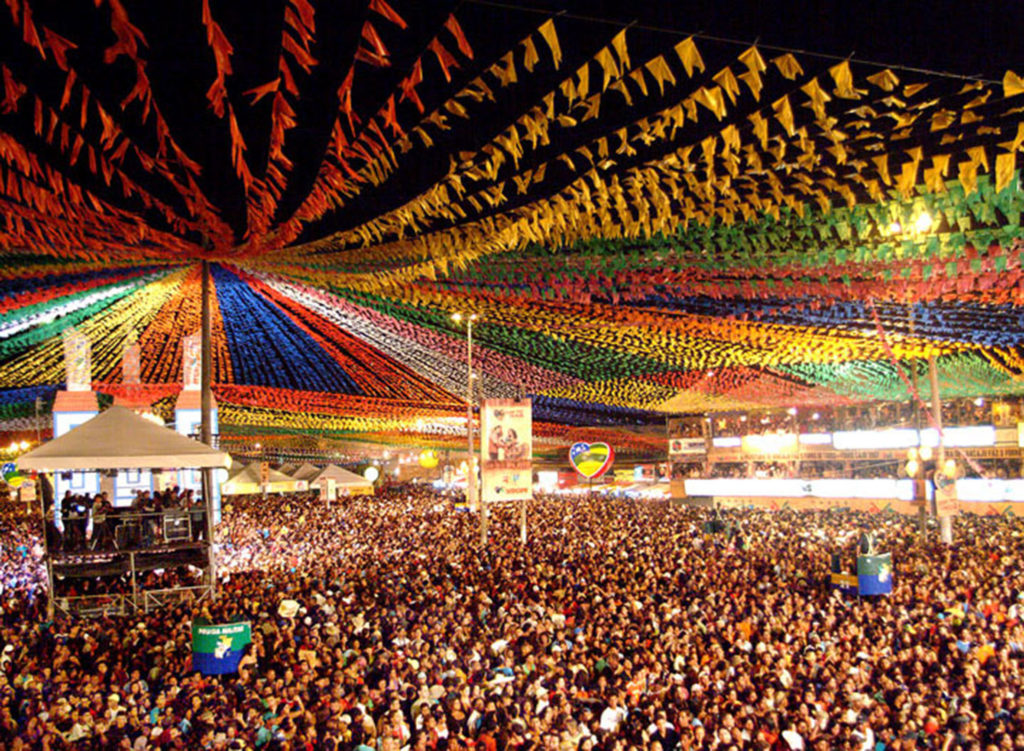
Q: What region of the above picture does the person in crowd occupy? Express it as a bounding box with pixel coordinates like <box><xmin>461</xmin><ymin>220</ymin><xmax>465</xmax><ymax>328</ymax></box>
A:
<box><xmin>0</xmin><ymin>488</ymin><xmax>1021</xmax><ymax>749</ymax></box>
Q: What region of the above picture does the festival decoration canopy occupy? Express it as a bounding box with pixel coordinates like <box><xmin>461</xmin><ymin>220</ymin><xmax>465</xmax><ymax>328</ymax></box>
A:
<box><xmin>0</xmin><ymin>1</ymin><xmax>1022</xmax><ymax>458</ymax></box>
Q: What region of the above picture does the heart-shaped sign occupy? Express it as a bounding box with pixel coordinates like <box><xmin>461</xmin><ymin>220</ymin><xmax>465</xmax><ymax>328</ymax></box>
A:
<box><xmin>569</xmin><ymin>442</ymin><xmax>614</xmax><ymax>479</ymax></box>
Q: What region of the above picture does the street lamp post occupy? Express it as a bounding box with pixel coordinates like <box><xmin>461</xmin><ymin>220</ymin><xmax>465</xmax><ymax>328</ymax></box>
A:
<box><xmin>452</xmin><ymin>313</ymin><xmax>485</xmax><ymax>544</ymax></box>
<box><xmin>256</xmin><ymin>442</ymin><xmax>267</xmax><ymax>500</ymax></box>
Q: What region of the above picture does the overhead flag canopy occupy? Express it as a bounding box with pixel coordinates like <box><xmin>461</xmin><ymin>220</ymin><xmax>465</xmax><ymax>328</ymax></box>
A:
<box><xmin>0</xmin><ymin>1</ymin><xmax>1022</xmax><ymax>457</ymax></box>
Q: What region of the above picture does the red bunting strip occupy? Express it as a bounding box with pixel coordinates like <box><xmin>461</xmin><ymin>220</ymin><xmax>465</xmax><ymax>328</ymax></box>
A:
<box><xmin>265</xmin><ymin>12</ymin><xmax>482</xmax><ymax>256</ymax></box>
<box><xmin>238</xmin><ymin>0</ymin><xmax>319</xmax><ymax>248</ymax></box>
<box><xmin>201</xmin><ymin>0</ymin><xmax>234</xmax><ymax>118</ymax></box>
<box><xmin>0</xmin><ymin>115</ymin><xmax>207</xmax><ymax>257</ymax></box>
<box><xmin>3</xmin><ymin>1</ymin><xmax>234</xmax><ymax>250</ymax></box>
<box><xmin>214</xmin><ymin>384</ymin><xmax>462</xmax><ymax>420</ymax></box>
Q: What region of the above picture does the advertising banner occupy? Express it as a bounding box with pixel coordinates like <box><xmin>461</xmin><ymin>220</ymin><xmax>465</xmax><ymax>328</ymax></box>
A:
<box><xmin>480</xmin><ymin>399</ymin><xmax>532</xmax><ymax>502</ymax></box>
<box><xmin>684</xmin><ymin>478</ymin><xmax>916</xmax><ymax>501</ymax></box>
<box><xmin>669</xmin><ymin>437</ymin><xmax>706</xmax><ymax>455</ymax></box>
<box><xmin>191</xmin><ymin>621</ymin><xmax>251</xmax><ymax>675</ymax></box>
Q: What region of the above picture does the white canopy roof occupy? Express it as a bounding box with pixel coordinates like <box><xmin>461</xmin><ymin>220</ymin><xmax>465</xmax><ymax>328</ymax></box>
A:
<box><xmin>222</xmin><ymin>462</ymin><xmax>304</xmax><ymax>495</ymax></box>
<box><xmin>291</xmin><ymin>462</ymin><xmax>322</xmax><ymax>482</ymax></box>
<box><xmin>312</xmin><ymin>464</ymin><xmax>373</xmax><ymax>488</ymax></box>
<box><xmin>19</xmin><ymin>406</ymin><xmax>230</xmax><ymax>471</ymax></box>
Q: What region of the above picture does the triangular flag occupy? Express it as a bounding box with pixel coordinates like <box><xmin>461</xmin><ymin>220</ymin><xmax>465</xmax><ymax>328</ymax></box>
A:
<box><xmin>866</xmin><ymin>69</ymin><xmax>900</xmax><ymax>91</ymax></box>
<box><xmin>645</xmin><ymin>55</ymin><xmax>676</xmax><ymax>94</ymax></box>
<box><xmin>675</xmin><ymin>37</ymin><xmax>705</xmax><ymax>77</ymax></box>
<box><xmin>772</xmin><ymin>95</ymin><xmax>795</xmax><ymax>136</ymax></box>
<box><xmin>994</xmin><ymin>153</ymin><xmax>1016</xmax><ymax>193</ymax></box>
<box><xmin>772</xmin><ymin>53</ymin><xmax>803</xmax><ymax>80</ymax></box>
<box><xmin>611</xmin><ymin>28</ymin><xmax>630</xmax><ymax>71</ymax></box>
<box><xmin>1004</xmin><ymin>70</ymin><xmax>1024</xmax><ymax>98</ymax></box>
<box><xmin>537</xmin><ymin>19</ymin><xmax>562</xmax><ymax>69</ymax></box>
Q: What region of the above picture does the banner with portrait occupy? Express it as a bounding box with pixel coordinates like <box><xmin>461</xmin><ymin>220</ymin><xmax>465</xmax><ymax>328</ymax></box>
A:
<box><xmin>480</xmin><ymin>399</ymin><xmax>532</xmax><ymax>502</ymax></box>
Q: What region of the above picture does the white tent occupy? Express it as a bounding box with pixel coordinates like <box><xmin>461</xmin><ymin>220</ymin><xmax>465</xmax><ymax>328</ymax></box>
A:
<box><xmin>311</xmin><ymin>464</ymin><xmax>374</xmax><ymax>497</ymax></box>
<box><xmin>291</xmin><ymin>463</ymin><xmax>321</xmax><ymax>482</ymax></box>
<box><xmin>18</xmin><ymin>406</ymin><xmax>229</xmax><ymax>471</ymax></box>
<box><xmin>221</xmin><ymin>462</ymin><xmax>304</xmax><ymax>495</ymax></box>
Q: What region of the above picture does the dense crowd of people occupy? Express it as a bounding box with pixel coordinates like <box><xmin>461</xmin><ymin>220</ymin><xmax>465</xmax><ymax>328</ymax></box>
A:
<box><xmin>0</xmin><ymin>488</ymin><xmax>1022</xmax><ymax>750</ymax></box>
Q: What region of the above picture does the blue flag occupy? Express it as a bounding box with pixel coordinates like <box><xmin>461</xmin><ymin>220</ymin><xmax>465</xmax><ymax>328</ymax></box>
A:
<box><xmin>191</xmin><ymin>621</ymin><xmax>251</xmax><ymax>675</ymax></box>
<box><xmin>857</xmin><ymin>553</ymin><xmax>893</xmax><ymax>596</ymax></box>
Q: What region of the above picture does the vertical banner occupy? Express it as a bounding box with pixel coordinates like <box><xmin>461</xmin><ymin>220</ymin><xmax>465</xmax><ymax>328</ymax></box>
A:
<box><xmin>480</xmin><ymin>399</ymin><xmax>532</xmax><ymax>502</ymax></box>
<box><xmin>935</xmin><ymin>479</ymin><xmax>959</xmax><ymax>518</ymax></box>
<box><xmin>182</xmin><ymin>331</ymin><xmax>201</xmax><ymax>391</ymax></box>
<box><xmin>62</xmin><ymin>328</ymin><xmax>92</xmax><ymax>392</ymax></box>
<box><xmin>191</xmin><ymin>621</ymin><xmax>251</xmax><ymax>674</ymax></box>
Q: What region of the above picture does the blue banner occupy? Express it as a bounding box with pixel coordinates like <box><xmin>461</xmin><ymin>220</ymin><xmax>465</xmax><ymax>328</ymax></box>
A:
<box><xmin>191</xmin><ymin>621</ymin><xmax>251</xmax><ymax>675</ymax></box>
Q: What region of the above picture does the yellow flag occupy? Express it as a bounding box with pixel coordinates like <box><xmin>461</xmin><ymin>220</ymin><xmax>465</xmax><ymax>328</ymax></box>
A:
<box><xmin>629</xmin><ymin>67</ymin><xmax>649</xmax><ymax>96</ymax></box>
<box><xmin>872</xmin><ymin>154</ymin><xmax>892</xmax><ymax>186</ymax></box>
<box><xmin>829</xmin><ymin>60</ymin><xmax>864</xmax><ymax>98</ymax></box>
<box><xmin>675</xmin><ymin>37</ymin><xmax>705</xmax><ymax>77</ymax></box>
<box><xmin>748</xmin><ymin>111</ymin><xmax>769</xmax><ymax>148</ymax></box>
<box><xmin>579</xmin><ymin>95</ymin><xmax>600</xmax><ymax>121</ymax></box>
<box><xmin>720</xmin><ymin>124</ymin><xmax>740</xmax><ymax>152</ymax></box>
<box><xmin>537</xmin><ymin>19</ymin><xmax>562</xmax><ymax>69</ymax></box>
<box><xmin>895</xmin><ymin>159</ymin><xmax>918</xmax><ymax>198</ymax></box>
<box><xmin>958</xmin><ymin>159</ymin><xmax>978</xmax><ymax>195</ymax></box>
<box><xmin>772</xmin><ymin>94</ymin><xmax>795</xmax><ymax>136</ymax></box>
<box><xmin>694</xmin><ymin>86</ymin><xmax>727</xmax><ymax>120</ymax></box>
<box><xmin>645</xmin><ymin>56</ymin><xmax>676</xmax><ymax>94</ymax></box>
<box><xmin>521</xmin><ymin>36</ymin><xmax>539</xmax><ymax>72</ymax></box>
<box><xmin>967</xmin><ymin>145</ymin><xmax>989</xmax><ymax>173</ymax></box>
<box><xmin>994</xmin><ymin>152</ymin><xmax>1016</xmax><ymax>193</ymax></box>
<box><xmin>1010</xmin><ymin>122</ymin><xmax>1024</xmax><ymax>152</ymax></box>
<box><xmin>800</xmin><ymin>78</ymin><xmax>831</xmax><ymax>120</ymax></box>
<box><xmin>923</xmin><ymin>166</ymin><xmax>947</xmax><ymax>194</ymax></box>
<box><xmin>595</xmin><ymin>47</ymin><xmax>619</xmax><ymax>90</ymax></box>
<box><xmin>1004</xmin><ymin>70</ymin><xmax>1024</xmax><ymax>97</ymax></box>
<box><xmin>498</xmin><ymin>51</ymin><xmax>517</xmax><ymax>86</ymax></box>
<box><xmin>611</xmin><ymin>28</ymin><xmax>630</xmax><ymax>71</ymax></box>
<box><xmin>772</xmin><ymin>53</ymin><xmax>803</xmax><ymax>80</ymax></box>
<box><xmin>738</xmin><ymin>70</ymin><xmax>763</xmax><ymax>100</ymax></box>
<box><xmin>577</xmin><ymin>63</ymin><xmax>591</xmax><ymax>99</ymax></box>
<box><xmin>866</xmin><ymin>69</ymin><xmax>900</xmax><ymax>91</ymax></box>
<box><xmin>738</xmin><ymin>46</ymin><xmax>766</xmax><ymax>75</ymax></box>
<box><xmin>713</xmin><ymin>67</ymin><xmax>741</xmax><ymax>104</ymax></box>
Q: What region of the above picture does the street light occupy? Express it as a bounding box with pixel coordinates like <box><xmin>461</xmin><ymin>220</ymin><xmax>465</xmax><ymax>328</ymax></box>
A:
<box><xmin>452</xmin><ymin>312</ymin><xmax>486</xmax><ymax>544</ymax></box>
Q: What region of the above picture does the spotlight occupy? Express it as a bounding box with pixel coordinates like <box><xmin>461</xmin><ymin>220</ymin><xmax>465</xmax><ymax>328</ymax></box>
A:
<box><xmin>914</xmin><ymin>212</ymin><xmax>933</xmax><ymax>233</ymax></box>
